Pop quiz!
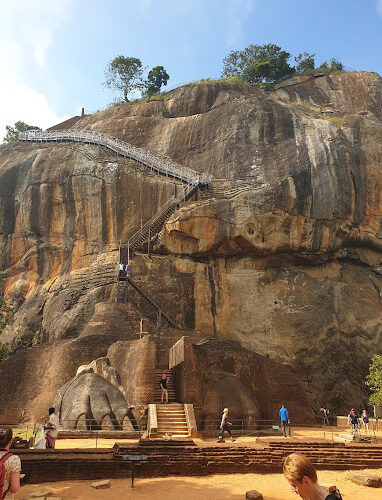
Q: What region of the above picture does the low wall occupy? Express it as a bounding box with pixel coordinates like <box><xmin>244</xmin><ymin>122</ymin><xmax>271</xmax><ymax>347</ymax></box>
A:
<box><xmin>15</xmin><ymin>440</ymin><xmax>382</xmax><ymax>483</ymax></box>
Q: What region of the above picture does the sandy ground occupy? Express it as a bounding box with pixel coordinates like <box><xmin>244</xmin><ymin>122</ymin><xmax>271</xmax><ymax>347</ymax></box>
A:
<box><xmin>14</xmin><ymin>427</ymin><xmax>382</xmax><ymax>498</ymax></box>
<box><xmin>16</xmin><ymin>469</ymin><xmax>382</xmax><ymax>500</ymax></box>
<box><xmin>50</xmin><ymin>424</ymin><xmax>380</xmax><ymax>449</ymax></box>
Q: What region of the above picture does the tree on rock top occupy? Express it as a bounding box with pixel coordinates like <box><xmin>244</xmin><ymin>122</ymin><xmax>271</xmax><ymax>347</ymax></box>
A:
<box><xmin>222</xmin><ymin>43</ymin><xmax>295</xmax><ymax>83</ymax></box>
<box><xmin>104</xmin><ymin>55</ymin><xmax>145</xmax><ymax>102</ymax></box>
<box><xmin>294</xmin><ymin>52</ymin><xmax>316</xmax><ymax>73</ymax></box>
<box><xmin>4</xmin><ymin>121</ymin><xmax>41</xmax><ymax>143</ymax></box>
<box><xmin>145</xmin><ymin>65</ymin><xmax>170</xmax><ymax>97</ymax></box>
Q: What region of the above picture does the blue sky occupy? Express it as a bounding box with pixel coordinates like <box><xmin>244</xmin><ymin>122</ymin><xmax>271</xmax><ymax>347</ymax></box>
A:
<box><xmin>1</xmin><ymin>0</ymin><xmax>382</xmax><ymax>139</ymax></box>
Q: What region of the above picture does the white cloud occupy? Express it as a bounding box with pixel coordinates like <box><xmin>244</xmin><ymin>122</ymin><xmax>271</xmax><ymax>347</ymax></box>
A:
<box><xmin>0</xmin><ymin>79</ymin><xmax>69</xmax><ymax>141</ymax></box>
<box><xmin>225</xmin><ymin>0</ymin><xmax>255</xmax><ymax>47</ymax></box>
<box><xmin>377</xmin><ymin>0</ymin><xmax>382</xmax><ymax>18</ymax></box>
<box><xmin>0</xmin><ymin>0</ymin><xmax>72</xmax><ymax>140</ymax></box>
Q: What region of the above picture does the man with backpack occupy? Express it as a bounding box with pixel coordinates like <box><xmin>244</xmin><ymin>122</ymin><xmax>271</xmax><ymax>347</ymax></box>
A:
<box><xmin>0</xmin><ymin>428</ymin><xmax>21</xmax><ymax>499</ymax></box>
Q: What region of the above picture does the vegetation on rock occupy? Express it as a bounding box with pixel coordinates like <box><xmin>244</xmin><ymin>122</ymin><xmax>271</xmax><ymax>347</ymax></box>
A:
<box><xmin>366</xmin><ymin>354</ymin><xmax>382</xmax><ymax>405</ymax></box>
<box><xmin>145</xmin><ymin>65</ymin><xmax>170</xmax><ymax>97</ymax></box>
<box><xmin>3</xmin><ymin>121</ymin><xmax>41</xmax><ymax>143</ymax></box>
<box><xmin>222</xmin><ymin>43</ymin><xmax>343</xmax><ymax>84</ymax></box>
<box><xmin>104</xmin><ymin>55</ymin><xmax>145</xmax><ymax>102</ymax></box>
<box><xmin>0</xmin><ymin>271</ymin><xmax>10</xmax><ymax>364</ymax></box>
<box><xmin>104</xmin><ymin>56</ymin><xmax>170</xmax><ymax>102</ymax></box>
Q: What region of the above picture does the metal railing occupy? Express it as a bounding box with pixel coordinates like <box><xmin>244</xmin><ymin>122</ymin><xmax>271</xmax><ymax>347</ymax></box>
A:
<box><xmin>116</xmin><ymin>274</ymin><xmax>179</xmax><ymax>329</ymax></box>
<box><xmin>127</xmin><ymin>181</ymin><xmax>198</xmax><ymax>251</ymax></box>
<box><xmin>197</xmin><ymin>419</ymin><xmax>379</xmax><ymax>441</ymax></box>
<box><xmin>19</xmin><ymin>129</ymin><xmax>211</xmax><ymax>186</ymax></box>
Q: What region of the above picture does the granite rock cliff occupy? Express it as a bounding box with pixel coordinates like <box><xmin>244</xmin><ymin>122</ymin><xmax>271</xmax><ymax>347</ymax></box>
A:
<box><xmin>1</xmin><ymin>71</ymin><xmax>382</xmax><ymax>420</ymax></box>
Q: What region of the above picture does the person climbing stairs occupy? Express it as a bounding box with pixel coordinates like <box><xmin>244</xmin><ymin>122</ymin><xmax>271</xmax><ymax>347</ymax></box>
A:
<box><xmin>154</xmin><ymin>369</ymin><xmax>176</xmax><ymax>403</ymax></box>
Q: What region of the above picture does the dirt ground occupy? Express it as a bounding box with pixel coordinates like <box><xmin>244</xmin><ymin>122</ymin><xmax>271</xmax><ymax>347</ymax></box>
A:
<box><xmin>15</xmin><ymin>427</ymin><xmax>382</xmax><ymax>499</ymax></box>
<box><xmin>50</xmin><ymin>424</ymin><xmax>380</xmax><ymax>449</ymax></box>
<box><xmin>16</xmin><ymin>469</ymin><xmax>382</xmax><ymax>500</ymax></box>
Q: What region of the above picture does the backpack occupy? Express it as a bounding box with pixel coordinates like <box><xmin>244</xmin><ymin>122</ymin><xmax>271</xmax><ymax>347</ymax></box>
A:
<box><xmin>0</xmin><ymin>452</ymin><xmax>12</xmax><ymax>500</ymax></box>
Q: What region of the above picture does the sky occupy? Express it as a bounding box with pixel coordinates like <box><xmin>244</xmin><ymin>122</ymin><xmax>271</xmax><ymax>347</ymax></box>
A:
<box><xmin>1</xmin><ymin>0</ymin><xmax>382</xmax><ymax>141</ymax></box>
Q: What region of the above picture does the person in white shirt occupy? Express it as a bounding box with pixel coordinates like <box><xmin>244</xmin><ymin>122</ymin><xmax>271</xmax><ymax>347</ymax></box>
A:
<box><xmin>45</xmin><ymin>408</ymin><xmax>59</xmax><ymax>449</ymax></box>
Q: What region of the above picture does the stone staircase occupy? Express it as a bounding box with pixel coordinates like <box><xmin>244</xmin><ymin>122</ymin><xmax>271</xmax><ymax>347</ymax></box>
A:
<box><xmin>155</xmin><ymin>403</ymin><xmax>189</xmax><ymax>438</ymax></box>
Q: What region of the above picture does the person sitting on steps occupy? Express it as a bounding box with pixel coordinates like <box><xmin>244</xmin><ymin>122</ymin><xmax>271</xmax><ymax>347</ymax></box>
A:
<box><xmin>160</xmin><ymin>374</ymin><xmax>169</xmax><ymax>404</ymax></box>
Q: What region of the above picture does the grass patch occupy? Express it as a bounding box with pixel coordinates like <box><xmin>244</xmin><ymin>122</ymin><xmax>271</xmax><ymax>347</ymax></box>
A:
<box><xmin>181</xmin><ymin>76</ymin><xmax>274</xmax><ymax>91</ymax></box>
<box><xmin>289</xmin><ymin>100</ymin><xmax>322</xmax><ymax>114</ymax></box>
<box><xmin>324</xmin><ymin>116</ymin><xmax>347</xmax><ymax>128</ymax></box>
<box><xmin>145</xmin><ymin>92</ymin><xmax>170</xmax><ymax>102</ymax></box>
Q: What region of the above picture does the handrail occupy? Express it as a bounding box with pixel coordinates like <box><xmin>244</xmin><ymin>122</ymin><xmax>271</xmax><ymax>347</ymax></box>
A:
<box><xmin>18</xmin><ymin>129</ymin><xmax>211</xmax><ymax>186</ymax></box>
<box><xmin>126</xmin><ymin>275</ymin><xmax>179</xmax><ymax>329</ymax></box>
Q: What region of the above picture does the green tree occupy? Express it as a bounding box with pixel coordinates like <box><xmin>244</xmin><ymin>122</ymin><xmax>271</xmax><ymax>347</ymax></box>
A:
<box><xmin>145</xmin><ymin>66</ymin><xmax>170</xmax><ymax>97</ymax></box>
<box><xmin>4</xmin><ymin>121</ymin><xmax>41</xmax><ymax>143</ymax></box>
<box><xmin>294</xmin><ymin>52</ymin><xmax>316</xmax><ymax>73</ymax></box>
<box><xmin>222</xmin><ymin>43</ymin><xmax>295</xmax><ymax>83</ymax></box>
<box><xmin>319</xmin><ymin>58</ymin><xmax>343</xmax><ymax>72</ymax></box>
<box><xmin>104</xmin><ymin>56</ymin><xmax>145</xmax><ymax>102</ymax></box>
<box><xmin>366</xmin><ymin>354</ymin><xmax>382</xmax><ymax>405</ymax></box>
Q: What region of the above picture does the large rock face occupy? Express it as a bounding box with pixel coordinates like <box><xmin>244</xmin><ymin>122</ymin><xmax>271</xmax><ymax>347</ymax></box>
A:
<box><xmin>1</xmin><ymin>71</ymin><xmax>382</xmax><ymax>418</ymax></box>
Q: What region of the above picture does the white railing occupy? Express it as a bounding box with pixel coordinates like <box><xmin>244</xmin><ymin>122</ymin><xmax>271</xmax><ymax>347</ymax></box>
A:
<box><xmin>19</xmin><ymin>129</ymin><xmax>211</xmax><ymax>185</ymax></box>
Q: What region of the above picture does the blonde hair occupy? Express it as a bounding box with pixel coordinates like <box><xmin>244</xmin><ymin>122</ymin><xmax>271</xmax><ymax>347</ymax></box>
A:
<box><xmin>283</xmin><ymin>453</ymin><xmax>317</xmax><ymax>483</ymax></box>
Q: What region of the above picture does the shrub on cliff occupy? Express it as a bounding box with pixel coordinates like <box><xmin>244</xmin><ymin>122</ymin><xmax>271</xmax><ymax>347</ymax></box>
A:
<box><xmin>366</xmin><ymin>354</ymin><xmax>382</xmax><ymax>406</ymax></box>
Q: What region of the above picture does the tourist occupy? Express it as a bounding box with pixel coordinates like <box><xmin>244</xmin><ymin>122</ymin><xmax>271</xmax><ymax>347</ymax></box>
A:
<box><xmin>319</xmin><ymin>407</ymin><xmax>326</xmax><ymax>425</ymax></box>
<box><xmin>45</xmin><ymin>407</ymin><xmax>59</xmax><ymax>448</ymax></box>
<box><xmin>324</xmin><ymin>408</ymin><xmax>330</xmax><ymax>426</ymax></box>
<box><xmin>283</xmin><ymin>452</ymin><xmax>342</xmax><ymax>499</ymax></box>
<box><xmin>361</xmin><ymin>409</ymin><xmax>369</xmax><ymax>434</ymax></box>
<box><xmin>0</xmin><ymin>428</ymin><xmax>21</xmax><ymax>500</ymax></box>
<box><xmin>347</xmin><ymin>408</ymin><xmax>360</xmax><ymax>436</ymax></box>
<box><xmin>220</xmin><ymin>408</ymin><xmax>235</xmax><ymax>442</ymax></box>
<box><xmin>160</xmin><ymin>374</ymin><xmax>169</xmax><ymax>404</ymax></box>
<box><xmin>279</xmin><ymin>404</ymin><xmax>291</xmax><ymax>437</ymax></box>
<box><xmin>118</xmin><ymin>262</ymin><xmax>125</xmax><ymax>277</ymax></box>
<box><xmin>125</xmin><ymin>263</ymin><xmax>131</xmax><ymax>277</ymax></box>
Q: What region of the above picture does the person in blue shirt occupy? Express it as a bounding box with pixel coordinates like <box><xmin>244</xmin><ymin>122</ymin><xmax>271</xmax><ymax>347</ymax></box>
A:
<box><xmin>279</xmin><ymin>404</ymin><xmax>291</xmax><ymax>437</ymax></box>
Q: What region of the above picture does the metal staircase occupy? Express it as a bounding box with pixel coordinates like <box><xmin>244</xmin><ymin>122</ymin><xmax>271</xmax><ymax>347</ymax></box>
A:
<box><xmin>19</xmin><ymin>129</ymin><xmax>210</xmax><ymax>333</ymax></box>
<box><xmin>128</xmin><ymin>182</ymin><xmax>198</xmax><ymax>253</ymax></box>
